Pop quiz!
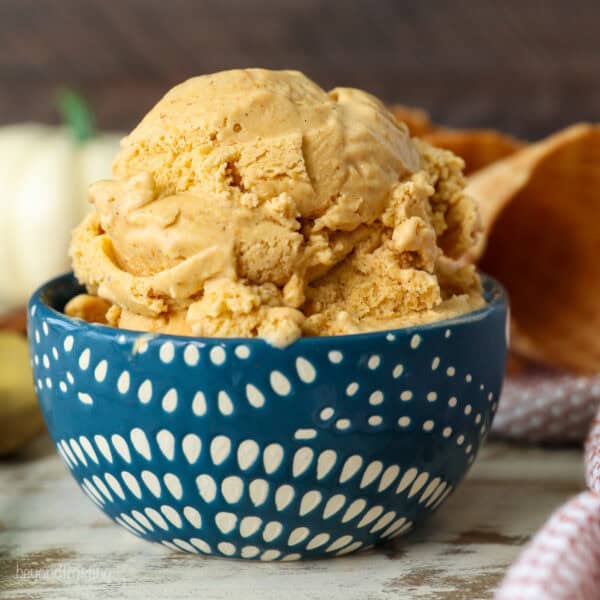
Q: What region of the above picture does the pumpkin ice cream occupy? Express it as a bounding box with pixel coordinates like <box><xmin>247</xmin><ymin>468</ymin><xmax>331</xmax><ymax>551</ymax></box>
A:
<box><xmin>66</xmin><ymin>69</ymin><xmax>484</xmax><ymax>347</ymax></box>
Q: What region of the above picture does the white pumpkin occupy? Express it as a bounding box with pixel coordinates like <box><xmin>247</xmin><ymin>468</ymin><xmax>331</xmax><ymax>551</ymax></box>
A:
<box><xmin>0</xmin><ymin>124</ymin><xmax>121</xmax><ymax>310</ymax></box>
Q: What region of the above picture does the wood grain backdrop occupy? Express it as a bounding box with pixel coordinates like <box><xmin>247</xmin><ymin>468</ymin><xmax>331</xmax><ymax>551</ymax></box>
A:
<box><xmin>0</xmin><ymin>0</ymin><xmax>598</xmax><ymax>138</ymax></box>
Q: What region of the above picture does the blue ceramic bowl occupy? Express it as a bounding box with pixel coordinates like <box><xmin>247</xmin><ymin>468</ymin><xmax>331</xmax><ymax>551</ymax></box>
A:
<box><xmin>28</xmin><ymin>273</ymin><xmax>507</xmax><ymax>561</ymax></box>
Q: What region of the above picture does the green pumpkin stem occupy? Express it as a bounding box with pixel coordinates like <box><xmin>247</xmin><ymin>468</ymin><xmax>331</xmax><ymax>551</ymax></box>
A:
<box><xmin>56</xmin><ymin>89</ymin><xmax>95</xmax><ymax>142</ymax></box>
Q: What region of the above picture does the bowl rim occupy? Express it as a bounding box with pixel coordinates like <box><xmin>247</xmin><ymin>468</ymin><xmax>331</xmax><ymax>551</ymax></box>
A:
<box><xmin>28</xmin><ymin>272</ymin><xmax>507</xmax><ymax>348</ymax></box>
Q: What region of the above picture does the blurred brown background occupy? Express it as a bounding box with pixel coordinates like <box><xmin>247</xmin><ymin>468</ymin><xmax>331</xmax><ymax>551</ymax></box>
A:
<box><xmin>0</xmin><ymin>0</ymin><xmax>598</xmax><ymax>138</ymax></box>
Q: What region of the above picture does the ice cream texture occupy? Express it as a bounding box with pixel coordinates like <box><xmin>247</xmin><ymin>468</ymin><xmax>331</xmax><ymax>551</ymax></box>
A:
<box><xmin>67</xmin><ymin>69</ymin><xmax>484</xmax><ymax>346</ymax></box>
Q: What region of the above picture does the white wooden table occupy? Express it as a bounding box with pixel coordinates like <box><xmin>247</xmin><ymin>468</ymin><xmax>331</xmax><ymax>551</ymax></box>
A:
<box><xmin>0</xmin><ymin>435</ymin><xmax>583</xmax><ymax>600</ymax></box>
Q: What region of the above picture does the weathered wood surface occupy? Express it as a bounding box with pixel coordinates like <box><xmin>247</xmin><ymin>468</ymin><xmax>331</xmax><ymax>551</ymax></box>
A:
<box><xmin>1</xmin><ymin>0</ymin><xmax>599</xmax><ymax>138</ymax></box>
<box><xmin>0</xmin><ymin>437</ymin><xmax>583</xmax><ymax>599</ymax></box>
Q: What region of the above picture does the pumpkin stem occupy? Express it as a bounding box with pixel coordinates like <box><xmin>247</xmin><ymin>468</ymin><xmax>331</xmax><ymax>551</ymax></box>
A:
<box><xmin>56</xmin><ymin>89</ymin><xmax>95</xmax><ymax>142</ymax></box>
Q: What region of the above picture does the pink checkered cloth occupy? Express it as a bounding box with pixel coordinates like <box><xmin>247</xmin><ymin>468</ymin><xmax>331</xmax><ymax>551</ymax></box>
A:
<box><xmin>493</xmin><ymin>365</ymin><xmax>600</xmax><ymax>598</ymax></box>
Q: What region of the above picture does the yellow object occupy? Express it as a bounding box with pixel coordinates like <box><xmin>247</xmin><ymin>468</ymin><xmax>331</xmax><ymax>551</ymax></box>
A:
<box><xmin>0</xmin><ymin>332</ymin><xmax>44</xmax><ymax>455</ymax></box>
<box><xmin>0</xmin><ymin>124</ymin><xmax>120</xmax><ymax>311</ymax></box>
<box><xmin>67</xmin><ymin>69</ymin><xmax>484</xmax><ymax>347</ymax></box>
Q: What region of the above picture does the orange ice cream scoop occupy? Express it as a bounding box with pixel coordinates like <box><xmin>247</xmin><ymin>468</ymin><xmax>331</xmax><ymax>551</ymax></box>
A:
<box><xmin>68</xmin><ymin>69</ymin><xmax>484</xmax><ymax>346</ymax></box>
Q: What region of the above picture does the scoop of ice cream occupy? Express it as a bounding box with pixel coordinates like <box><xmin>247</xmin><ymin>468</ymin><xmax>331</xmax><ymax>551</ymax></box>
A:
<box><xmin>67</xmin><ymin>69</ymin><xmax>483</xmax><ymax>346</ymax></box>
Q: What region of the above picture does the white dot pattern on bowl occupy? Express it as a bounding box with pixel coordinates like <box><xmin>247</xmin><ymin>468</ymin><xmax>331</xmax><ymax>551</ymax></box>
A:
<box><xmin>54</xmin><ymin>427</ymin><xmax>462</xmax><ymax>558</ymax></box>
<box><xmin>31</xmin><ymin>303</ymin><xmax>503</xmax><ymax>560</ymax></box>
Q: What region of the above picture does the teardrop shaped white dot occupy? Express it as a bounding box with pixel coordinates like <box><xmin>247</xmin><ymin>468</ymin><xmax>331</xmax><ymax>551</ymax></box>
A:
<box><xmin>164</xmin><ymin>473</ymin><xmax>183</xmax><ymax>500</ymax></box>
<box><xmin>270</xmin><ymin>371</ymin><xmax>291</xmax><ymax>396</ymax></box>
<box><xmin>161</xmin><ymin>505</ymin><xmax>183</xmax><ymax>528</ymax></box>
<box><xmin>241</xmin><ymin>545</ymin><xmax>260</xmax><ymax>558</ymax></box>
<box><xmin>156</xmin><ymin>429</ymin><xmax>175</xmax><ymax>460</ymax></box>
<box><xmin>70</xmin><ymin>439</ymin><xmax>87</xmax><ymax>466</ymax></box>
<box><xmin>275</xmin><ymin>484</ymin><xmax>295</xmax><ymax>511</ymax></box>
<box><xmin>419</xmin><ymin>477</ymin><xmax>441</xmax><ymax>504</ymax></box>
<box><xmin>111</xmin><ymin>434</ymin><xmax>131</xmax><ymax>463</ymax></box>
<box><xmin>122</xmin><ymin>472</ymin><xmax>142</xmax><ymax>499</ymax></box>
<box><xmin>346</xmin><ymin>382</ymin><xmax>359</xmax><ymax>396</ymax></box>
<box><xmin>144</xmin><ymin>507</ymin><xmax>168</xmax><ymax>530</ymax></box>
<box><xmin>320</xmin><ymin>407</ymin><xmax>334</xmax><ymax>420</ymax></box>
<box><xmin>357</xmin><ymin>505</ymin><xmax>384</xmax><ymax>528</ymax></box>
<box><xmin>307</xmin><ymin>533</ymin><xmax>330</xmax><ymax>550</ymax></box>
<box><xmin>190</xmin><ymin>538</ymin><xmax>211</xmax><ymax>553</ymax></box>
<box><xmin>218</xmin><ymin>390</ymin><xmax>234</xmax><ymax>415</ymax></box>
<box><xmin>295</xmin><ymin>357</ymin><xmax>316</xmax><ymax>383</ymax></box>
<box><xmin>161</xmin><ymin>388</ymin><xmax>178</xmax><ymax>413</ymax></box>
<box><xmin>410</xmin><ymin>334</ymin><xmax>421</xmax><ymax>349</ymax></box>
<box><xmin>370</xmin><ymin>510</ymin><xmax>396</xmax><ymax>533</ymax></box>
<box><xmin>317</xmin><ymin>450</ymin><xmax>337</xmax><ymax>480</ymax></box>
<box><xmin>249</xmin><ymin>479</ymin><xmax>269</xmax><ymax>507</ymax></box>
<box><xmin>408</xmin><ymin>472</ymin><xmax>430</xmax><ymax>498</ymax></box>
<box><xmin>196</xmin><ymin>474</ymin><xmax>217</xmax><ymax>503</ymax></box>
<box><xmin>378</xmin><ymin>465</ymin><xmax>401</xmax><ymax>491</ymax></box>
<box><xmin>336</xmin><ymin>419</ymin><xmax>351</xmax><ymax>430</ymax></box>
<box><xmin>263</xmin><ymin>443</ymin><xmax>284</xmax><ymax>474</ymax></box>
<box><xmin>183</xmin><ymin>506</ymin><xmax>202</xmax><ymax>528</ymax></box>
<box><xmin>221</xmin><ymin>476</ymin><xmax>244</xmax><ymax>504</ymax></box>
<box><xmin>159</xmin><ymin>342</ymin><xmax>175</xmax><ymax>364</ymax></box>
<box><xmin>337</xmin><ymin>541</ymin><xmax>363</xmax><ymax>556</ymax></box>
<box><xmin>78</xmin><ymin>436</ymin><xmax>98</xmax><ymax>464</ymax></box>
<box><xmin>92</xmin><ymin>476</ymin><xmax>111</xmax><ymax>500</ymax></box>
<box><xmin>326</xmin><ymin>535</ymin><xmax>353</xmax><ymax>552</ymax></box>
<box><xmin>105</xmin><ymin>473</ymin><xmax>125</xmax><ymax>500</ymax></box>
<box><xmin>209</xmin><ymin>346</ymin><xmax>226</xmax><ymax>365</ymax></box>
<box><xmin>141</xmin><ymin>472</ymin><xmax>162</xmax><ymax>498</ymax></box>
<box><xmin>237</xmin><ymin>439</ymin><xmax>260</xmax><ymax>471</ymax></box>
<box><xmin>323</xmin><ymin>494</ymin><xmax>346</xmax><ymax>519</ymax></box>
<box><xmin>396</xmin><ymin>467</ymin><xmax>418</xmax><ymax>494</ymax></box>
<box><xmin>339</xmin><ymin>455</ymin><xmax>363</xmax><ymax>483</ymax></box>
<box><xmin>299</xmin><ymin>490</ymin><xmax>322</xmax><ymax>516</ymax></box>
<box><xmin>137</xmin><ymin>380</ymin><xmax>153</xmax><ymax>404</ymax></box>
<box><xmin>293</xmin><ymin>447</ymin><xmax>314</xmax><ymax>477</ymax></box>
<box><xmin>246</xmin><ymin>384</ymin><xmax>265</xmax><ymax>408</ymax></box>
<box><xmin>381</xmin><ymin>517</ymin><xmax>407</xmax><ymax>538</ymax></box>
<box><xmin>131</xmin><ymin>510</ymin><xmax>153</xmax><ymax>531</ymax></box>
<box><xmin>215</xmin><ymin>512</ymin><xmax>237</xmax><ymax>534</ymax></box>
<box><xmin>130</xmin><ymin>428</ymin><xmax>152</xmax><ymax>460</ymax></box>
<box><xmin>183</xmin><ymin>344</ymin><xmax>199</xmax><ymax>366</ymax></box>
<box><xmin>210</xmin><ymin>435</ymin><xmax>231</xmax><ymax>465</ymax></box>
<box><xmin>262</xmin><ymin>521</ymin><xmax>282</xmax><ymax>542</ymax></box>
<box><xmin>328</xmin><ymin>351</ymin><xmax>343</xmax><ymax>364</ymax></box>
<box><xmin>94</xmin><ymin>360</ymin><xmax>108</xmax><ymax>382</ymax></box>
<box><xmin>288</xmin><ymin>527</ymin><xmax>310</xmax><ymax>546</ymax></box>
<box><xmin>192</xmin><ymin>391</ymin><xmax>207</xmax><ymax>416</ymax></box>
<box><xmin>218</xmin><ymin>542</ymin><xmax>236</xmax><ymax>556</ymax></box>
<box><xmin>367</xmin><ymin>355</ymin><xmax>381</xmax><ymax>369</ymax></box>
<box><xmin>94</xmin><ymin>435</ymin><xmax>112</xmax><ymax>463</ymax></box>
<box><xmin>294</xmin><ymin>428</ymin><xmax>317</xmax><ymax>440</ymax></box>
<box><xmin>239</xmin><ymin>516</ymin><xmax>262</xmax><ymax>538</ymax></box>
<box><xmin>117</xmin><ymin>371</ymin><xmax>130</xmax><ymax>394</ymax></box>
<box><xmin>369</xmin><ymin>391</ymin><xmax>384</xmax><ymax>405</ymax></box>
<box><xmin>426</xmin><ymin>481</ymin><xmax>447</xmax><ymax>508</ymax></box>
<box><xmin>342</xmin><ymin>499</ymin><xmax>367</xmax><ymax>523</ymax></box>
<box><xmin>77</xmin><ymin>392</ymin><xmax>93</xmax><ymax>405</ymax></box>
<box><xmin>392</xmin><ymin>364</ymin><xmax>404</xmax><ymax>378</ymax></box>
<box><xmin>235</xmin><ymin>345</ymin><xmax>250</xmax><ymax>359</ymax></box>
<box><xmin>182</xmin><ymin>433</ymin><xmax>202</xmax><ymax>464</ymax></box>
<box><xmin>360</xmin><ymin>461</ymin><xmax>383</xmax><ymax>488</ymax></box>
<box><xmin>78</xmin><ymin>348</ymin><xmax>90</xmax><ymax>370</ymax></box>
<box><xmin>63</xmin><ymin>335</ymin><xmax>74</xmax><ymax>352</ymax></box>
